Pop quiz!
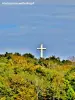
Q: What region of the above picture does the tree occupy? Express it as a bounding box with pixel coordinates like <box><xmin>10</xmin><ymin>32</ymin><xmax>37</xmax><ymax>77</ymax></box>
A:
<box><xmin>14</xmin><ymin>52</ymin><xmax>21</xmax><ymax>56</ymax></box>
<box><xmin>38</xmin><ymin>58</ymin><xmax>45</xmax><ymax>66</ymax></box>
<box><xmin>4</xmin><ymin>52</ymin><xmax>13</xmax><ymax>60</ymax></box>
<box><xmin>62</xmin><ymin>60</ymin><xmax>72</xmax><ymax>65</ymax></box>
<box><xmin>4</xmin><ymin>52</ymin><xmax>13</xmax><ymax>57</ymax></box>
<box><xmin>23</xmin><ymin>53</ymin><xmax>34</xmax><ymax>59</ymax></box>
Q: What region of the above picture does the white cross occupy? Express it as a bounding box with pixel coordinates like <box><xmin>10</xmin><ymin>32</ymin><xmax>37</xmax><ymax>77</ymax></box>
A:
<box><xmin>37</xmin><ymin>44</ymin><xmax>46</xmax><ymax>58</ymax></box>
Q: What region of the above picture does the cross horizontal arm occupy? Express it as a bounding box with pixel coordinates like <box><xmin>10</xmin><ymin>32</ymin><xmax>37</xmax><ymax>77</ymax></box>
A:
<box><xmin>43</xmin><ymin>48</ymin><xmax>46</xmax><ymax>50</ymax></box>
<box><xmin>37</xmin><ymin>48</ymin><xmax>41</xmax><ymax>49</ymax></box>
<box><xmin>37</xmin><ymin>48</ymin><xmax>46</xmax><ymax>50</ymax></box>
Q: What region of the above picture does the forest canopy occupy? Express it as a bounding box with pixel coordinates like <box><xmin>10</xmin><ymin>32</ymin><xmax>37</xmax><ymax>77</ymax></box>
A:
<box><xmin>0</xmin><ymin>52</ymin><xmax>75</xmax><ymax>100</ymax></box>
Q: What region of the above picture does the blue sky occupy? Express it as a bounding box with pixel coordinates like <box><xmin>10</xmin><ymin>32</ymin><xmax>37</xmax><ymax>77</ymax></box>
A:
<box><xmin>0</xmin><ymin>0</ymin><xmax>75</xmax><ymax>59</ymax></box>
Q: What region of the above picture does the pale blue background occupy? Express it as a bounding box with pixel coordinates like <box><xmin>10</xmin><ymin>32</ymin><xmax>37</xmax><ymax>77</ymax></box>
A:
<box><xmin>0</xmin><ymin>0</ymin><xmax>75</xmax><ymax>59</ymax></box>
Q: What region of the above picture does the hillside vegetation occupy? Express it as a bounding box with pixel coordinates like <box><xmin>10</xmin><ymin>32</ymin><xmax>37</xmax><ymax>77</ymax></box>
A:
<box><xmin>0</xmin><ymin>52</ymin><xmax>75</xmax><ymax>100</ymax></box>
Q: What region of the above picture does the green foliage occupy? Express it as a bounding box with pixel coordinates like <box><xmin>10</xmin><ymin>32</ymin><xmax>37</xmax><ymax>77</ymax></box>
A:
<box><xmin>14</xmin><ymin>52</ymin><xmax>21</xmax><ymax>56</ymax></box>
<box><xmin>23</xmin><ymin>53</ymin><xmax>35</xmax><ymax>59</ymax></box>
<box><xmin>62</xmin><ymin>60</ymin><xmax>72</xmax><ymax>65</ymax></box>
<box><xmin>0</xmin><ymin>53</ymin><xmax>74</xmax><ymax>99</ymax></box>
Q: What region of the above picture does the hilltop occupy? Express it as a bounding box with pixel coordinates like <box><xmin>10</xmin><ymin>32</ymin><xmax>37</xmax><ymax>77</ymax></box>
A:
<box><xmin>0</xmin><ymin>52</ymin><xmax>75</xmax><ymax>100</ymax></box>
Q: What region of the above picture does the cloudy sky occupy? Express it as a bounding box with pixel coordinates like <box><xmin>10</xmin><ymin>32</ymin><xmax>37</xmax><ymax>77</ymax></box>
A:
<box><xmin>0</xmin><ymin>0</ymin><xmax>75</xmax><ymax>59</ymax></box>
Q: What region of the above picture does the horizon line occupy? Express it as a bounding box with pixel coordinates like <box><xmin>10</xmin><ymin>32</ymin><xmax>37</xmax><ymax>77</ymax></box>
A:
<box><xmin>0</xmin><ymin>51</ymin><xmax>71</xmax><ymax>60</ymax></box>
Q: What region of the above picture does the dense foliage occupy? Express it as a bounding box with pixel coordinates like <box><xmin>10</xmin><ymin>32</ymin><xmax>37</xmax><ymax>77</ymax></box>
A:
<box><xmin>0</xmin><ymin>52</ymin><xmax>75</xmax><ymax>100</ymax></box>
